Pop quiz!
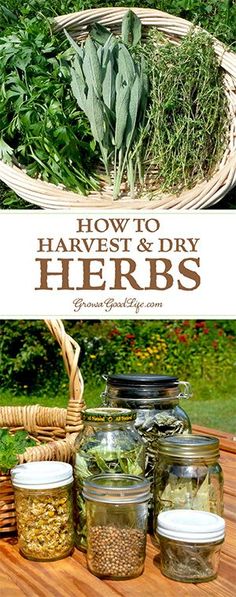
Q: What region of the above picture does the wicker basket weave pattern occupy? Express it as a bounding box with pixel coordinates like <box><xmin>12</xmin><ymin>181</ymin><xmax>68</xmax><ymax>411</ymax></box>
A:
<box><xmin>0</xmin><ymin>7</ymin><xmax>235</xmax><ymax>209</ymax></box>
<box><xmin>0</xmin><ymin>319</ymin><xmax>84</xmax><ymax>534</ymax></box>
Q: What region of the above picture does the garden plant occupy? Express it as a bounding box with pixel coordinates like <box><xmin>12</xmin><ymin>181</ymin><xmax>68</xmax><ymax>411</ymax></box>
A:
<box><xmin>0</xmin><ymin>1</ymin><xmax>235</xmax><ymax>207</ymax></box>
<box><xmin>0</xmin><ymin>320</ymin><xmax>235</xmax><ymax>432</ymax></box>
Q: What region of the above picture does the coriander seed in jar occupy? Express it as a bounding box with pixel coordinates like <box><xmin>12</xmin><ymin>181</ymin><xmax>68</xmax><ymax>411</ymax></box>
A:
<box><xmin>83</xmin><ymin>473</ymin><xmax>150</xmax><ymax>580</ymax></box>
<box><xmin>11</xmin><ymin>461</ymin><xmax>74</xmax><ymax>561</ymax></box>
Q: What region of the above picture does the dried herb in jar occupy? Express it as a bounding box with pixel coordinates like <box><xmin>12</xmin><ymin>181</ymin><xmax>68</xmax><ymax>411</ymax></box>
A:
<box><xmin>14</xmin><ymin>487</ymin><xmax>74</xmax><ymax>560</ymax></box>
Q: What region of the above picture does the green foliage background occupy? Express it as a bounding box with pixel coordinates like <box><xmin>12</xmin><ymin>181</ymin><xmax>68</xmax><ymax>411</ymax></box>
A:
<box><xmin>0</xmin><ymin>1</ymin><xmax>235</xmax><ymax>47</ymax></box>
<box><xmin>0</xmin><ymin>0</ymin><xmax>235</xmax><ymax>207</ymax></box>
<box><xmin>0</xmin><ymin>320</ymin><xmax>235</xmax><ymax>396</ymax></box>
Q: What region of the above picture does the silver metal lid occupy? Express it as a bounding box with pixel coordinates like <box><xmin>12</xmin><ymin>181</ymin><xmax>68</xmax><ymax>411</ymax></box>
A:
<box><xmin>158</xmin><ymin>434</ymin><xmax>220</xmax><ymax>460</ymax></box>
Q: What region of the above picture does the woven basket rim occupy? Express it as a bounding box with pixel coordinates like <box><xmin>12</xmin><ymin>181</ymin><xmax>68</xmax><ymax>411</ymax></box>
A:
<box><xmin>0</xmin><ymin>6</ymin><xmax>236</xmax><ymax>209</ymax></box>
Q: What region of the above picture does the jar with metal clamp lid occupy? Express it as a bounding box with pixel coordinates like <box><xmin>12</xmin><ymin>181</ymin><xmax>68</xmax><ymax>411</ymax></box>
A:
<box><xmin>103</xmin><ymin>374</ymin><xmax>192</xmax><ymax>531</ymax></box>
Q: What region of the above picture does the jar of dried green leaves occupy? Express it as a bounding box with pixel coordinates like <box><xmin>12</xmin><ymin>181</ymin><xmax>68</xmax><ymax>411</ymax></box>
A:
<box><xmin>103</xmin><ymin>374</ymin><xmax>191</xmax><ymax>531</ymax></box>
<box><xmin>11</xmin><ymin>461</ymin><xmax>74</xmax><ymax>561</ymax></box>
<box><xmin>154</xmin><ymin>435</ymin><xmax>224</xmax><ymax>535</ymax></box>
<box><xmin>157</xmin><ymin>510</ymin><xmax>225</xmax><ymax>583</ymax></box>
<box><xmin>83</xmin><ymin>473</ymin><xmax>150</xmax><ymax>580</ymax></box>
<box><xmin>74</xmin><ymin>408</ymin><xmax>145</xmax><ymax>551</ymax></box>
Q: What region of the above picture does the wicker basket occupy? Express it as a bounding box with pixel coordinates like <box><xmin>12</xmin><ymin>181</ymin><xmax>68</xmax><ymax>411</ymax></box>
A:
<box><xmin>0</xmin><ymin>6</ymin><xmax>236</xmax><ymax>210</ymax></box>
<box><xmin>0</xmin><ymin>319</ymin><xmax>84</xmax><ymax>534</ymax></box>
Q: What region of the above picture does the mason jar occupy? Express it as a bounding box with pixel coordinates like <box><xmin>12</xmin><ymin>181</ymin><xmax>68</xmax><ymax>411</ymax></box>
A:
<box><xmin>157</xmin><ymin>509</ymin><xmax>225</xmax><ymax>583</ymax></box>
<box><xmin>74</xmin><ymin>407</ymin><xmax>145</xmax><ymax>551</ymax></box>
<box><xmin>103</xmin><ymin>374</ymin><xmax>191</xmax><ymax>530</ymax></box>
<box><xmin>154</xmin><ymin>434</ymin><xmax>224</xmax><ymax>534</ymax></box>
<box><xmin>11</xmin><ymin>461</ymin><xmax>74</xmax><ymax>561</ymax></box>
<box><xmin>83</xmin><ymin>473</ymin><xmax>150</xmax><ymax>580</ymax></box>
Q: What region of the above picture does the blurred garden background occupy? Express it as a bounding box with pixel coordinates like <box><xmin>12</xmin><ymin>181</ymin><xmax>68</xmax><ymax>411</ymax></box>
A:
<box><xmin>0</xmin><ymin>0</ymin><xmax>235</xmax><ymax>208</ymax></box>
<box><xmin>0</xmin><ymin>319</ymin><xmax>235</xmax><ymax>433</ymax></box>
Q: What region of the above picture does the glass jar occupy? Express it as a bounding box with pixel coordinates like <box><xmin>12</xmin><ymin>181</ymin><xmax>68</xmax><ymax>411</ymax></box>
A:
<box><xmin>103</xmin><ymin>374</ymin><xmax>191</xmax><ymax>530</ymax></box>
<box><xmin>74</xmin><ymin>407</ymin><xmax>145</xmax><ymax>551</ymax></box>
<box><xmin>83</xmin><ymin>473</ymin><xmax>150</xmax><ymax>580</ymax></box>
<box><xmin>157</xmin><ymin>509</ymin><xmax>225</xmax><ymax>582</ymax></box>
<box><xmin>11</xmin><ymin>461</ymin><xmax>74</xmax><ymax>561</ymax></box>
<box><xmin>154</xmin><ymin>434</ymin><xmax>224</xmax><ymax>533</ymax></box>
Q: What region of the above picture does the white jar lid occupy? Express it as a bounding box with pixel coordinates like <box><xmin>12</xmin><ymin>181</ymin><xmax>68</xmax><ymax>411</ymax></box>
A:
<box><xmin>157</xmin><ymin>510</ymin><xmax>225</xmax><ymax>543</ymax></box>
<box><xmin>11</xmin><ymin>461</ymin><xmax>73</xmax><ymax>489</ymax></box>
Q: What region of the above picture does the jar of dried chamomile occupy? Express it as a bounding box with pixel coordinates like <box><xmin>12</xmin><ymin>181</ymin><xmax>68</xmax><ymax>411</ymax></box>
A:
<box><xmin>157</xmin><ymin>509</ymin><xmax>225</xmax><ymax>583</ymax></box>
<box><xmin>11</xmin><ymin>461</ymin><xmax>74</xmax><ymax>561</ymax></box>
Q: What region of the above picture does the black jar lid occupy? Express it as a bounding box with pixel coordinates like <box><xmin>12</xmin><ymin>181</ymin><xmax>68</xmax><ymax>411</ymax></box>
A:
<box><xmin>106</xmin><ymin>374</ymin><xmax>178</xmax><ymax>388</ymax></box>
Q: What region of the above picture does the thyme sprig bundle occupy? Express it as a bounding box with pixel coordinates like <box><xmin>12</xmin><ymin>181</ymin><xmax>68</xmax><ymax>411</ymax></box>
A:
<box><xmin>136</xmin><ymin>28</ymin><xmax>228</xmax><ymax>192</ymax></box>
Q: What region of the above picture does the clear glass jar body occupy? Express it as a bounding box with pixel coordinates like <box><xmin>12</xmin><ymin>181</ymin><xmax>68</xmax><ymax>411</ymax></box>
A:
<box><xmin>86</xmin><ymin>501</ymin><xmax>148</xmax><ymax>579</ymax></box>
<box><xmin>74</xmin><ymin>421</ymin><xmax>145</xmax><ymax>550</ymax></box>
<box><xmin>14</xmin><ymin>484</ymin><xmax>74</xmax><ymax>561</ymax></box>
<box><xmin>154</xmin><ymin>456</ymin><xmax>224</xmax><ymax>530</ymax></box>
<box><xmin>158</xmin><ymin>535</ymin><xmax>224</xmax><ymax>582</ymax></box>
<box><xmin>104</xmin><ymin>383</ymin><xmax>191</xmax><ymax>531</ymax></box>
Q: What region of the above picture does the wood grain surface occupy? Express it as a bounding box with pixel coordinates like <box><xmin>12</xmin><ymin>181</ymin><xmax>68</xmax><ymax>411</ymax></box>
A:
<box><xmin>0</xmin><ymin>426</ymin><xmax>235</xmax><ymax>597</ymax></box>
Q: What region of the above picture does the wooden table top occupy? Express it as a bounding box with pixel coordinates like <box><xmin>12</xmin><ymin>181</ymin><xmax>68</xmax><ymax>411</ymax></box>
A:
<box><xmin>0</xmin><ymin>426</ymin><xmax>235</xmax><ymax>597</ymax></box>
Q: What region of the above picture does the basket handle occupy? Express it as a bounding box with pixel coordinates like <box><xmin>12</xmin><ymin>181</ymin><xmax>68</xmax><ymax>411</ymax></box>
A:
<box><xmin>44</xmin><ymin>319</ymin><xmax>85</xmax><ymax>432</ymax></box>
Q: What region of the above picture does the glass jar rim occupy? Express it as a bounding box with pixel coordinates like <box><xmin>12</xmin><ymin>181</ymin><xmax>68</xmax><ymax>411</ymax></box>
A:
<box><xmin>83</xmin><ymin>473</ymin><xmax>150</xmax><ymax>503</ymax></box>
<box><xmin>157</xmin><ymin>434</ymin><xmax>220</xmax><ymax>459</ymax></box>
<box><xmin>82</xmin><ymin>407</ymin><xmax>136</xmax><ymax>423</ymax></box>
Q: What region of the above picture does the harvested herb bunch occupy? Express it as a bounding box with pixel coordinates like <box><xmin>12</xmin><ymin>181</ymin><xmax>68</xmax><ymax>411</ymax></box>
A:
<box><xmin>0</xmin><ymin>16</ymin><xmax>99</xmax><ymax>195</ymax></box>
<box><xmin>66</xmin><ymin>11</ymin><xmax>148</xmax><ymax>199</ymax></box>
<box><xmin>135</xmin><ymin>29</ymin><xmax>228</xmax><ymax>193</ymax></box>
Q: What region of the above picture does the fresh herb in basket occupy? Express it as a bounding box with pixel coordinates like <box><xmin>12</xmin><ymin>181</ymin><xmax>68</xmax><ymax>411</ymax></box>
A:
<box><xmin>0</xmin><ymin>429</ymin><xmax>36</xmax><ymax>473</ymax></box>
<box><xmin>134</xmin><ymin>28</ymin><xmax>228</xmax><ymax>192</ymax></box>
<box><xmin>0</xmin><ymin>16</ymin><xmax>99</xmax><ymax>195</ymax></box>
<box><xmin>66</xmin><ymin>10</ymin><xmax>148</xmax><ymax>199</ymax></box>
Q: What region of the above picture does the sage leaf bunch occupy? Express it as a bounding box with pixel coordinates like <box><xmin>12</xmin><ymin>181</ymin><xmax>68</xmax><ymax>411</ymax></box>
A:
<box><xmin>66</xmin><ymin>10</ymin><xmax>148</xmax><ymax>199</ymax></box>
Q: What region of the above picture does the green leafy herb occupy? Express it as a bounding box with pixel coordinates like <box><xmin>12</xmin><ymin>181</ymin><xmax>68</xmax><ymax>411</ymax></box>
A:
<box><xmin>67</xmin><ymin>10</ymin><xmax>147</xmax><ymax>199</ymax></box>
<box><xmin>0</xmin><ymin>428</ymin><xmax>36</xmax><ymax>473</ymax></box>
<box><xmin>0</xmin><ymin>16</ymin><xmax>99</xmax><ymax>197</ymax></box>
